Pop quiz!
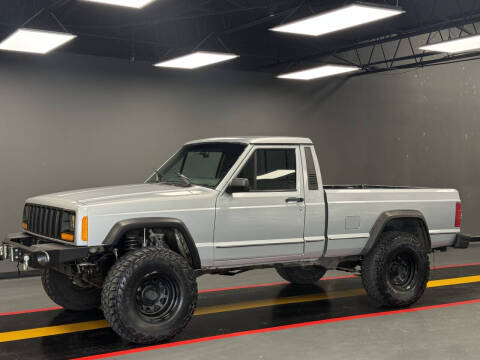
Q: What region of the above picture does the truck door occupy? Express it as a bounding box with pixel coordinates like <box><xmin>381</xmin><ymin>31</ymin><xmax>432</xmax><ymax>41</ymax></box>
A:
<box><xmin>301</xmin><ymin>145</ymin><xmax>327</xmax><ymax>259</ymax></box>
<box><xmin>214</xmin><ymin>145</ymin><xmax>306</xmax><ymax>264</ymax></box>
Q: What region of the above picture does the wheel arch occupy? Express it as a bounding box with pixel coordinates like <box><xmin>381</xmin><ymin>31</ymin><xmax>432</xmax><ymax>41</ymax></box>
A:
<box><xmin>363</xmin><ymin>210</ymin><xmax>431</xmax><ymax>255</ymax></box>
<box><xmin>103</xmin><ymin>217</ymin><xmax>201</xmax><ymax>269</ymax></box>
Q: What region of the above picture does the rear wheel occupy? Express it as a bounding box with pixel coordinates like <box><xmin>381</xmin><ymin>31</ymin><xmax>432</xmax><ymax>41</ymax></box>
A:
<box><xmin>101</xmin><ymin>247</ymin><xmax>197</xmax><ymax>344</ymax></box>
<box><xmin>276</xmin><ymin>265</ymin><xmax>326</xmax><ymax>284</ymax></box>
<box><xmin>361</xmin><ymin>231</ymin><xmax>429</xmax><ymax>307</ymax></box>
<box><xmin>41</xmin><ymin>268</ymin><xmax>101</xmax><ymax>311</ymax></box>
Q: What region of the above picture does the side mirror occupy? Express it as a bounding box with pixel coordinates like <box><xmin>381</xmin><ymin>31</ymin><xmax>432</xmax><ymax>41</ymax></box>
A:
<box><xmin>227</xmin><ymin>178</ymin><xmax>250</xmax><ymax>194</ymax></box>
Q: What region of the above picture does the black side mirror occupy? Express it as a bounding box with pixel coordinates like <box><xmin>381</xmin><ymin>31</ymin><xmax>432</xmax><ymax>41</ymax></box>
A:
<box><xmin>227</xmin><ymin>178</ymin><xmax>250</xmax><ymax>194</ymax></box>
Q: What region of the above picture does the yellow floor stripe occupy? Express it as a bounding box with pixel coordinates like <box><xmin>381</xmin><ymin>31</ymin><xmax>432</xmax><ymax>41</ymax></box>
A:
<box><xmin>0</xmin><ymin>320</ymin><xmax>109</xmax><ymax>343</ymax></box>
<box><xmin>427</xmin><ymin>275</ymin><xmax>480</xmax><ymax>288</ymax></box>
<box><xmin>194</xmin><ymin>288</ymin><xmax>365</xmax><ymax>315</ymax></box>
<box><xmin>1</xmin><ymin>274</ymin><xmax>480</xmax><ymax>343</ymax></box>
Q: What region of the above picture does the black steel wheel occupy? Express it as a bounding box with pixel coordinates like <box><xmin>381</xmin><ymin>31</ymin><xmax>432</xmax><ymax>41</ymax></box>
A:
<box><xmin>135</xmin><ymin>272</ymin><xmax>180</xmax><ymax>322</ymax></box>
<box><xmin>387</xmin><ymin>249</ymin><xmax>418</xmax><ymax>291</ymax></box>
<box><xmin>362</xmin><ymin>231</ymin><xmax>429</xmax><ymax>308</ymax></box>
<box><xmin>102</xmin><ymin>247</ymin><xmax>197</xmax><ymax>344</ymax></box>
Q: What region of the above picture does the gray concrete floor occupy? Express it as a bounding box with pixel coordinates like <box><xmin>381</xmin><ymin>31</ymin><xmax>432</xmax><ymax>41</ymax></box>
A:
<box><xmin>0</xmin><ymin>244</ymin><xmax>478</xmax><ymax>359</ymax></box>
<box><xmin>120</xmin><ymin>245</ymin><xmax>480</xmax><ymax>360</ymax></box>
<box><xmin>121</xmin><ymin>301</ymin><xmax>480</xmax><ymax>360</ymax></box>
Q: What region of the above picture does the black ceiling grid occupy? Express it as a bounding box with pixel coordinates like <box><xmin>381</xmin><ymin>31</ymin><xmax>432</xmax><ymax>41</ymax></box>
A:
<box><xmin>1</xmin><ymin>0</ymin><xmax>480</xmax><ymax>75</ymax></box>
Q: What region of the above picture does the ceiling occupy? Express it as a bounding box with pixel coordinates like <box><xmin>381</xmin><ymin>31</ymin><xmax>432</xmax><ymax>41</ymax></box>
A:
<box><xmin>1</xmin><ymin>0</ymin><xmax>480</xmax><ymax>75</ymax></box>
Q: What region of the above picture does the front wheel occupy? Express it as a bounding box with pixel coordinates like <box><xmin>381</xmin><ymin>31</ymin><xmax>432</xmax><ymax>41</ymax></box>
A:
<box><xmin>361</xmin><ymin>231</ymin><xmax>429</xmax><ymax>308</ymax></box>
<box><xmin>101</xmin><ymin>247</ymin><xmax>197</xmax><ymax>344</ymax></box>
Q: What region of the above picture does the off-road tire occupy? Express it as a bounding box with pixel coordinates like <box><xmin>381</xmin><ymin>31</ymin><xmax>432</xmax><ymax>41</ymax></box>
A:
<box><xmin>276</xmin><ymin>265</ymin><xmax>327</xmax><ymax>284</ymax></box>
<box><xmin>41</xmin><ymin>268</ymin><xmax>101</xmax><ymax>311</ymax></box>
<box><xmin>101</xmin><ymin>247</ymin><xmax>197</xmax><ymax>344</ymax></box>
<box><xmin>362</xmin><ymin>231</ymin><xmax>429</xmax><ymax>308</ymax></box>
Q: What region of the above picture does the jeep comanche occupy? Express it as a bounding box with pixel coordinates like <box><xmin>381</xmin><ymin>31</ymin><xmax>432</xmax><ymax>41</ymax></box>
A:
<box><xmin>0</xmin><ymin>136</ymin><xmax>471</xmax><ymax>344</ymax></box>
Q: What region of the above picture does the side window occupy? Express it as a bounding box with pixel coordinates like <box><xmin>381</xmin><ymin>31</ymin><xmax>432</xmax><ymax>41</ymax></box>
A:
<box><xmin>304</xmin><ymin>147</ymin><xmax>319</xmax><ymax>190</ymax></box>
<box><xmin>238</xmin><ymin>148</ymin><xmax>297</xmax><ymax>191</ymax></box>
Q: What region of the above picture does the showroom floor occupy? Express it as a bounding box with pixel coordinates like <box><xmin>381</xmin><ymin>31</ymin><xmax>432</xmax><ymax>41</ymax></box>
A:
<box><xmin>0</xmin><ymin>244</ymin><xmax>479</xmax><ymax>360</ymax></box>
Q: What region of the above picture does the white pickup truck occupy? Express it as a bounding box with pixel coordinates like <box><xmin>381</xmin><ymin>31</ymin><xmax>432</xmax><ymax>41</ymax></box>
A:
<box><xmin>0</xmin><ymin>136</ymin><xmax>471</xmax><ymax>344</ymax></box>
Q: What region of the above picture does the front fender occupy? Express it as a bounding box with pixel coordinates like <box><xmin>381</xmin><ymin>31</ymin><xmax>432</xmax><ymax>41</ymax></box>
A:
<box><xmin>103</xmin><ymin>217</ymin><xmax>201</xmax><ymax>269</ymax></box>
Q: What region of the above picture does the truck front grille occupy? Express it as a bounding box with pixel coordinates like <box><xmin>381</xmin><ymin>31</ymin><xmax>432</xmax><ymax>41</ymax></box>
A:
<box><xmin>24</xmin><ymin>204</ymin><xmax>74</xmax><ymax>241</ymax></box>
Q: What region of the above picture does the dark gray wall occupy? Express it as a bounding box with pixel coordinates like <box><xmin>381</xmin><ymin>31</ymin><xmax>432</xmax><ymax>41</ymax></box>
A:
<box><xmin>0</xmin><ymin>52</ymin><xmax>479</xmax><ymax>272</ymax></box>
<box><xmin>0</xmin><ymin>52</ymin><xmax>335</xmax><ymax>236</ymax></box>
<box><xmin>321</xmin><ymin>65</ymin><xmax>480</xmax><ymax>235</ymax></box>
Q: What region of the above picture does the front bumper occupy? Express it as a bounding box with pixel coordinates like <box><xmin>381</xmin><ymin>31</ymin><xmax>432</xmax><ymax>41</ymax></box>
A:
<box><xmin>0</xmin><ymin>232</ymin><xmax>89</xmax><ymax>269</ymax></box>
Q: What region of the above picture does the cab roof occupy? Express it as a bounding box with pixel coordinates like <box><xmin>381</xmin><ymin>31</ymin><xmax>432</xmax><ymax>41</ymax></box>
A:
<box><xmin>186</xmin><ymin>136</ymin><xmax>313</xmax><ymax>145</ymax></box>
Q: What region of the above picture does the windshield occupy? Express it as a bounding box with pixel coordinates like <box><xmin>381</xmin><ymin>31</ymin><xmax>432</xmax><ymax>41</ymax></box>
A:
<box><xmin>147</xmin><ymin>142</ymin><xmax>247</xmax><ymax>188</ymax></box>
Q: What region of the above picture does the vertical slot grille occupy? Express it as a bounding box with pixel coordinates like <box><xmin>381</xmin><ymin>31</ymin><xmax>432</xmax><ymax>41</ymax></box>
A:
<box><xmin>24</xmin><ymin>204</ymin><xmax>73</xmax><ymax>241</ymax></box>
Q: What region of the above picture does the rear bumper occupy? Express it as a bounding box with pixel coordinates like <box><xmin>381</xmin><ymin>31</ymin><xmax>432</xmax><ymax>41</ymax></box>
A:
<box><xmin>453</xmin><ymin>233</ymin><xmax>477</xmax><ymax>249</ymax></box>
<box><xmin>0</xmin><ymin>232</ymin><xmax>88</xmax><ymax>269</ymax></box>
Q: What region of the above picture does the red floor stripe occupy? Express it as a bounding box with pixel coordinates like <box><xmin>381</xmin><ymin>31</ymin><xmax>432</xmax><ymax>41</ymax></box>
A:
<box><xmin>70</xmin><ymin>297</ymin><xmax>480</xmax><ymax>360</ymax></box>
<box><xmin>430</xmin><ymin>261</ymin><xmax>480</xmax><ymax>270</ymax></box>
<box><xmin>3</xmin><ymin>261</ymin><xmax>480</xmax><ymax>318</ymax></box>
<box><xmin>0</xmin><ymin>306</ymin><xmax>62</xmax><ymax>317</ymax></box>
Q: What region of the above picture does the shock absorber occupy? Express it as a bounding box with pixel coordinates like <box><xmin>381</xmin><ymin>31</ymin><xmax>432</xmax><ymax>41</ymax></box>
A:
<box><xmin>124</xmin><ymin>232</ymin><xmax>141</xmax><ymax>252</ymax></box>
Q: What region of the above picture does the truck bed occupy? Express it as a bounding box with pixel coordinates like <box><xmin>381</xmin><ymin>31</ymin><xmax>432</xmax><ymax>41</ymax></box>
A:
<box><xmin>322</xmin><ymin>187</ymin><xmax>460</xmax><ymax>257</ymax></box>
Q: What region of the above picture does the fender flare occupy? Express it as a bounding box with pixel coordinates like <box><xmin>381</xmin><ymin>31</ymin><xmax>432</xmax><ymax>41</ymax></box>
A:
<box><xmin>103</xmin><ymin>217</ymin><xmax>201</xmax><ymax>269</ymax></box>
<box><xmin>362</xmin><ymin>210</ymin><xmax>431</xmax><ymax>255</ymax></box>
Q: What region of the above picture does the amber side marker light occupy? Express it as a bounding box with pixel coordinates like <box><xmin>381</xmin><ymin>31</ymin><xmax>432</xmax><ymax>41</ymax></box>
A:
<box><xmin>61</xmin><ymin>233</ymin><xmax>74</xmax><ymax>241</ymax></box>
<box><xmin>22</xmin><ymin>222</ymin><xmax>27</xmax><ymax>230</ymax></box>
<box><xmin>82</xmin><ymin>217</ymin><xmax>88</xmax><ymax>242</ymax></box>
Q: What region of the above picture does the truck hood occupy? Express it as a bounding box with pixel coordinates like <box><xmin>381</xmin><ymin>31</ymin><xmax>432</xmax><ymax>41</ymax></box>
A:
<box><xmin>28</xmin><ymin>183</ymin><xmax>216</xmax><ymax>208</ymax></box>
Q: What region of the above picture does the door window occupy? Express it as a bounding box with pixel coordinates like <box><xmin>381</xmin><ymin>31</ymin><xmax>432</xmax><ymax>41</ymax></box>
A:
<box><xmin>238</xmin><ymin>148</ymin><xmax>296</xmax><ymax>191</ymax></box>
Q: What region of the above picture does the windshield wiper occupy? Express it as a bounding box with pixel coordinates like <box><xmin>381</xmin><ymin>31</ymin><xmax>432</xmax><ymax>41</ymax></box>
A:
<box><xmin>154</xmin><ymin>169</ymin><xmax>161</xmax><ymax>183</ymax></box>
<box><xmin>150</xmin><ymin>170</ymin><xmax>192</xmax><ymax>187</ymax></box>
<box><xmin>176</xmin><ymin>172</ymin><xmax>192</xmax><ymax>187</ymax></box>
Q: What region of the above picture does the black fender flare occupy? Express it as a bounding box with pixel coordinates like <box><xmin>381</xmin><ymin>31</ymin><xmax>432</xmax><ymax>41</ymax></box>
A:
<box><xmin>103</xmin><ymin>217</ymin><xmax>201</xmax><ymax>269</ymax></box>
<box><xmin>362</xmin><ymin>210</ymin><xmax>431</xmax><ymax>255</ymax></box>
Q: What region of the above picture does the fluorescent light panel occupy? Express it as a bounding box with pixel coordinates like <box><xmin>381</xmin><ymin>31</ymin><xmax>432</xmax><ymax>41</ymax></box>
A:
<box><xmin>278</xmin><ymin>65</ymin><xmax>359</xmax><ymax>80</ymax></box>
<box><xmin>271</xmin><ymin>3</ymin><xmax>404</xmax><ymax>36</ymax></box>
<box><xmin>419</xmin><ymin>34</ymin><xmax>480</xmax><ymax>53</ymax></box>
<box><xmin>155</xmin><ymin>51</ymin><xmax>239</xmax><ymax>69</ymax></box>
<box><xmin>80</xmin><ymin>0</ymin><xmax>156</xmax><ymax>8</ymax></box>
<box><xmin>0</xmin><ymin>29</ymin><xmax>76</xmax><ymax>54</ymax></box>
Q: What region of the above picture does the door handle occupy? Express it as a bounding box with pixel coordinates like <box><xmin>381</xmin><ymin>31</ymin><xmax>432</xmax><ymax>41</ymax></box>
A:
<box><xmin>285</xmin><ymin>197</ymin><xmax>304</xmax><ymax>203</ymax></box>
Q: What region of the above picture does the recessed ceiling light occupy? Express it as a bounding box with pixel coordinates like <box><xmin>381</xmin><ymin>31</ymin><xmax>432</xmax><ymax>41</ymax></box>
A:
<box><xmin>0</xmin><ymin>28</ymin><xmax>76</xmax><ymax>54</ymax></box>
<box><xmin>278</xmin><ymin>65</ymin><xmax>360</xmax><ymax>80</ymax></box>
<box><xmin>419</xmin><ymin>34</ymin><xmax>480</xmax><ymax>53</ymax></box>
<box><xmin>154</xmin><ymin>51</ymin><xmax>239</xmax><ymax>69</ymax></box>
<box><xmin>270</xmin><ymin>3</ymin><xmax>404</xmax><ymax>36</ymax></box>
<box><xmin>79</xmin><ymin>0</ymin><xmax>156</xmax><ymax>8</ymax></box>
